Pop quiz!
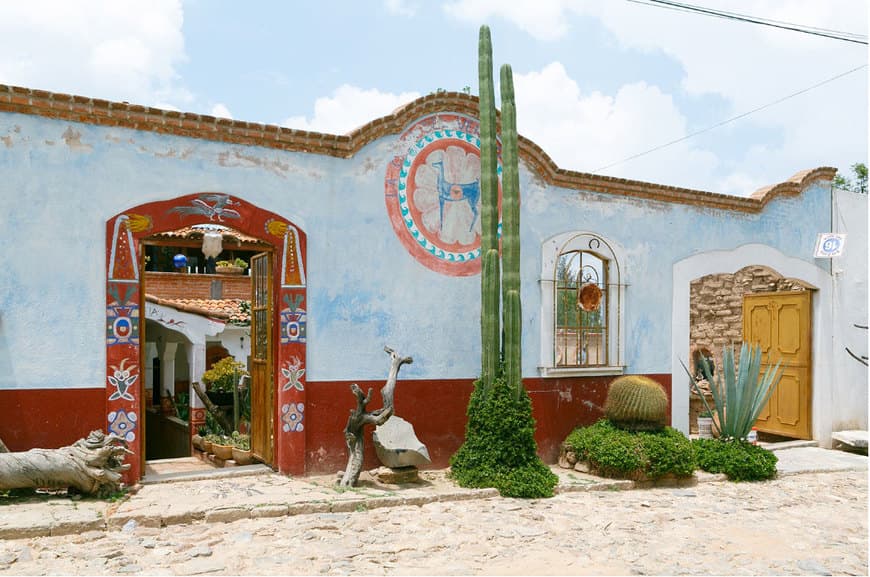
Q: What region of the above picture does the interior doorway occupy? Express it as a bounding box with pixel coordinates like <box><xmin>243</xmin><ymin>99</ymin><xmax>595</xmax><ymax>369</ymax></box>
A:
<box><xmin>106</xmin><ymin>193</ymin><xmax>307</xmax><ymax>482</ymax></box>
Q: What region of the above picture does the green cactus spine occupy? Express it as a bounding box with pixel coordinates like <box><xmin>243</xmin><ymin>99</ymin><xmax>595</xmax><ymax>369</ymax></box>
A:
<box><xmin>604</xmin><ymin>375</ymin><xmax>669</xmax><ymax>432</ymax></box>
<box><xmin>500</xmin><ymin>63</ymin><xmax>521</xmax><ymax>393</ymax></box>
<box><xmin>478</xmin><ymin>24</ymin><xmax>500</xmax><ymax>389</ymax></box>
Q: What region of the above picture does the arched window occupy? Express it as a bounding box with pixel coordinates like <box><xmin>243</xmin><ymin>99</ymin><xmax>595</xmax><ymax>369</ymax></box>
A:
<box><xmin>540</xmin><ymin>232</ymin><xmax>624</xmax><ymax>376</ymax></box>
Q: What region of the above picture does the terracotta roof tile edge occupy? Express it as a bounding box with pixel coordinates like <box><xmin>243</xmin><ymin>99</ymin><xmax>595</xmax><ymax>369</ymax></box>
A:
<box><xmin>144</xmin><ymin>293</ymin><xmax>232</xmax><ymax>321</ymax></box>
<box><xmin>1</xmin><ymin>84</ymin><xmax>835</xmax><ymax>213</ymax></box>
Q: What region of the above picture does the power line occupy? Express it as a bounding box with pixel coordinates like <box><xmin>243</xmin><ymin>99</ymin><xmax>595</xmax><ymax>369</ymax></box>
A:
<box><xmin>628</xmin><ymin>0</ymin><xmax>868</xmax><ymax>45</ymax></box>
<box><xmin>591</xmin><ymin>63</ymin><xmax>868</xmax><ymax>173</ymax></box>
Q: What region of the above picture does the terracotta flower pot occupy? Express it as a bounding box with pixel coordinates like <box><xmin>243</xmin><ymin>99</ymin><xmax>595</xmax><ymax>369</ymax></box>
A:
<box><xmin>232</xmin><ymin>447</ymin><xmax>253</xmax><ymax>465</ymax></box>
<box><xmin>202</xmin><ymin>439</ymin><xmax>213</xmax><ymax>453</ymax></box>
<box><xmin>212</xmin><ymin>442</ymin><xmax>233</xmax><ymax>460</ymax></box>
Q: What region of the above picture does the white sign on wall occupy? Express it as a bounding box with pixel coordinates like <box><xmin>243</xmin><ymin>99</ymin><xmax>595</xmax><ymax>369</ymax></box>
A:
<box><xmin>814</xmin><ymin>233</ymin><xmax>847</xmax><ymax>258</ymax></box>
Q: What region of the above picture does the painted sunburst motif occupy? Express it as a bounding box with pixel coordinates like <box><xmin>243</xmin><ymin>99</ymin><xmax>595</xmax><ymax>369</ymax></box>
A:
<box><xmin>413</xmin><ymin>145</ymin><xmax>482</xmax><ymax>246</ymax></box>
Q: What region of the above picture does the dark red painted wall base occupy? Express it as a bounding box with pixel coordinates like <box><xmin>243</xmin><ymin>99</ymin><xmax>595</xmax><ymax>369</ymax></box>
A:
<box><xmin>0</xmin><ymin>374</ymin><xmax>672</xmax><ymax>476</ymax></box>
<box><xmin>0</xmin><ymin>388</ymin><xmax>105</xmax><ymax>451</ymax></box>
<box><xmin>305</xmin><ymin>374</ymin><xmax>672</xmax><ymax>474</ymax></box>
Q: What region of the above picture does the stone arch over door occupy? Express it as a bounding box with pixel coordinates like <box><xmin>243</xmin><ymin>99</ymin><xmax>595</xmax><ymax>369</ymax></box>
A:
<box><xmin>106</xmin><ymin>193</ymin><xmax>307</xmax><ymax>481</ymax></box>
<box><xmin>671</xmin><ymin>244</ymin><xmax>833</xmax><ymax>444</ymax></box>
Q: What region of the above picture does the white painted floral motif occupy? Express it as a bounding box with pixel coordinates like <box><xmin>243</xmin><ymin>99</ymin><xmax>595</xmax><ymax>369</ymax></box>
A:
<box><xmin>108</xmin><ymin>358</ymin><xmax>138</xmax><ymax>401</ymax></box>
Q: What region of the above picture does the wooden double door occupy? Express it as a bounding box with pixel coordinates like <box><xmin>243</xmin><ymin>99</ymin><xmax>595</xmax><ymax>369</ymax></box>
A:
<box><xmin>743</xmin><ymin>291</ymin><xmax>812</xmax><ymax>439</ymax></box>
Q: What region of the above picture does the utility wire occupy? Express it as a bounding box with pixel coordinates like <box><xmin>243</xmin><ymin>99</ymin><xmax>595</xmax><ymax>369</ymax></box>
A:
<box><xmin>591</xmin><ymin>63</ymin><xmax>868</xmax><ymax>173</ymax></box>
<box><xmin>628</xmin><ymin>0</ymin><xmax>868</xmax><ymax>45</ymax></box>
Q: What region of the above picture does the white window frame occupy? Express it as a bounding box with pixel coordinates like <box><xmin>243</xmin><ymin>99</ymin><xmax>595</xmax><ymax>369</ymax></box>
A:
<box><xmin>539</xmin><ymin>231</ymin><xmax>625</xmax><ymax>377</ymax></box>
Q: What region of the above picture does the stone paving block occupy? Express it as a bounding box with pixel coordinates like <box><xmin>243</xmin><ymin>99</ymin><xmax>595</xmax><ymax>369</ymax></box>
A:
<box><xmin>250</xmin><ymin>504</ymin><xmax>289</xmax><ymax>518</ymax></box>
<box><xmin>204</xmin><ymin>507</ymin><xmax>250</xmax><ymax>523</ymax></box>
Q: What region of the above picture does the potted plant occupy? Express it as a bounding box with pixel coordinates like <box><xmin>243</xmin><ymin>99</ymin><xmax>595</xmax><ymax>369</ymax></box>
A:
<box><xmin>231</xmin><ymin>431</ymin><xmax>253</xmax><ymax>465</ymax></box>
<box><xmin>210</xmin><ymin>434</ymin><xmax>234</xmax><ymax>460</ymax></box>
<box><xmin>215</xmin><ymin>257</ymin><xmax>247</xmax><ymax>274</ymax></box>
<box><xmin>697</xmin><ymin>410</ymin><xmax>714</xmax><ymax>439</ymax></box>
<box><xmin>202</xmin><ymin>433</ymin><xmax>220</xmax><ymax>454</ymax></box>
<box><xmin>192</xmin><ymin>425</ymin><xmax>207</xmax><ymax>451</ymax></box>
<box><xmin>202</xmin><ymin>357</ymin><xmax>249</xmax><ymax>406</ymax></box>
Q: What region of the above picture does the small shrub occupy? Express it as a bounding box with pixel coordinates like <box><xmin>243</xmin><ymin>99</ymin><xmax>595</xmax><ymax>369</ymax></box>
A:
<box><xmin>202</xmin><ymin>356</ymin><xmax>248</xmax><ymax>393</ymax></box>
<box><xmin>564</xmin><ymin>419</ymin><xmax>695</xmax><ymax>480</ymax></box>
<box><xmin>450</xmin><ymin>377</ymin><xmax>558</xmax><ymax>498</ymax></box>
<box><xmin>693</xmin><ymin>438</ymin><xmax>778</xmax><ymax>481</ymax></box>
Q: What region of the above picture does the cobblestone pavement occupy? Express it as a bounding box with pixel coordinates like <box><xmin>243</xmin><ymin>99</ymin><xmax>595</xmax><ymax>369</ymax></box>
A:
<box><xmin>0</xmin><ymin>470</ymin><xmax>865</xmax><ymax>576</ymax></box>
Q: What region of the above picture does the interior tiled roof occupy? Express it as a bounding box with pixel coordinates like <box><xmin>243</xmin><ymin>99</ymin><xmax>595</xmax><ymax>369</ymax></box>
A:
<box><xmin>145</xmin><ymin>294</ymin><xmax>250</xmax><ymax>324</ymax></box>
<box><xmin>148</xmin><ymin>225</ymin><xmax>266</xmax><ymax>246</ymax></box>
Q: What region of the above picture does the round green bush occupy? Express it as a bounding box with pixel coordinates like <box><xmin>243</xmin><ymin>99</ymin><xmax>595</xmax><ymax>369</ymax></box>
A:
<box><xmin>564</xmin><ymin>419</ymin><xmax>695</xmax><ymax>480</ymax></box>
<box><xmin>604</xmin><ymin>375</ymin><xmax>669</xmax><ymax>432</ymax></box>
<box><xmin>693</xmin><ymin>438</ymin><xmax>778</xmax><ymax>481</ymax></box>
<box><xmin>450</xmin><ymin>377</ymin><xmax>558</xmax><ymax>498</ymax></box>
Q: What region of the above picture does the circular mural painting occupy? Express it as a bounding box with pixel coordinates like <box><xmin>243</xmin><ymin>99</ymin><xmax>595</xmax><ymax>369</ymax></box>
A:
<box><xmin>385</xmin><ymin>113</ymin><xmax>500</xmax><ymax>276</ymax></box>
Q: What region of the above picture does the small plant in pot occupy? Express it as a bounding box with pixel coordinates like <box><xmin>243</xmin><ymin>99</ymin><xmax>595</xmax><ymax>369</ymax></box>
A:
<box><xmin>697</xmin><ymin>410</ymin><xmax>715</xmax><ymax>439</ymax></box>
<box><xmin>202</xmin><ymin>357</ymin><xmax>249</xmax><ymax>406</ymax></box>
<box><xmin>231</xmin><ymin>431</ymin><xmax>253</xmax><ymax>465</ymax></box>
<box><xmin>209</xmin><ymin>433</ymin><xmax>234</xmax><ymax>460</ymax></box>
<box><xmin>215</xmin><ymin>257</ymin><xmax>247</xmax><ymax>274</ymax></box>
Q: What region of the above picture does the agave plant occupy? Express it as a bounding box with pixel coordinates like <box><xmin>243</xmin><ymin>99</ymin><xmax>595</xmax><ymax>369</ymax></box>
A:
<box><xmin>681</xmin><ymin>342</ymin><xmax>782</xmax><ymax>441</ymax></box>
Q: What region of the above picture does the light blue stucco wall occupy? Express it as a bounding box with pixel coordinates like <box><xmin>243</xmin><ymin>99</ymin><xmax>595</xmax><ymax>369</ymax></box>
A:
<box><xmin>0</xmin><ymin>111</ymin><xmax>832</xmax><ymax>391</ymax></box>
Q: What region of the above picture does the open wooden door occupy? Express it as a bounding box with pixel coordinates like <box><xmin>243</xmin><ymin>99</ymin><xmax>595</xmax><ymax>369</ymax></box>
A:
<box><xmin>250</xmin><ymin>252</ymin><xmax>274</xmax><ymax>465</ymax></box>
<box><xmin>743</xmin><ymin>291</ymin><xmax>812</xmax><ymax>439</ymax></box>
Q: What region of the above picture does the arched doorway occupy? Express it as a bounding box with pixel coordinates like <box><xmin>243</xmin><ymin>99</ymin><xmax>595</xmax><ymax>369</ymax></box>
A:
<box><xmin>106</xmin><ymin>193</ymin><xmax>307</xmax><ymax>482</ymax></box>
<box><xmin>671</xmin><ymin>244</ymin><xmax>833</xmax><ymax>444</ymax></box>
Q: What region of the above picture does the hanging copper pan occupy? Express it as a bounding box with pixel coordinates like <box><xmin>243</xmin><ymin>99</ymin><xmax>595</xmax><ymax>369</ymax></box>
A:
<box><xmin>578</xmin><ymin>282</ymin><xmax>602</xmax><ymax>312</ymax></box>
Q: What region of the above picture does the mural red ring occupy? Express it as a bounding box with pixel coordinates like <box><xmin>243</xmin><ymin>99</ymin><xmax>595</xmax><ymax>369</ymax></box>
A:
<box><xmin>385</xmin><ymin>113</ymin><xmax>501</xmax><ymax>277</ymax></box>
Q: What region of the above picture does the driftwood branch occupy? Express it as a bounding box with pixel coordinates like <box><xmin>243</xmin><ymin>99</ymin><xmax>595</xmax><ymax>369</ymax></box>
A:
<box><xmin>340</xmin><ymin>347</ymin><xmax>413</xmax><ymax>488</ymax></box>
<box><xmin>0</xmin><ymin>430</ymin><xmax>131</xmax><ymax>496</ymax></box>
<box><xmin>191</xmin><ymin>381</ymin><xmax>234</xmax><ymax>434</ymax></box>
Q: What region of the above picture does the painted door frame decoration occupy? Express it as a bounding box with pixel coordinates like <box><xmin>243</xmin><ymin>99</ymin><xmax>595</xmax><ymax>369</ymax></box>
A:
<box><xmin>106</xmin><ymin>193</ymin><xmax>306</xmax><ymax>482</ymax></box>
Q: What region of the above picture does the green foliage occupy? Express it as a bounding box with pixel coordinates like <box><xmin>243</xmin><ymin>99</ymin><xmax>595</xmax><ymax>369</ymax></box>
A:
<box><xmin>479</xmin><ymin>24</ymin><xmax>500</xmax><ymax>390</ymax></box>
<box><xmin>230</xmin><ymin>431</ymin><xmax>250</xmax><ymax>450</ymax></box>
<box><xmin>564</xmin><ymin>419</ymin><xmax>695</xmax><ymax>480</ymax></box>
<box><xmin>693</xmin><ymin>438</ymin><xmax>778</xmax><ymax>481</ymax></box>
<box><xmin>205</xmin><ymin>410</ymin><xmax>226</xmax><ymax>436</ymax></box>
<box><xmin>682</xmin><ymin>342</ymin><xmax>782</xmax><ymax>441</ymax></box>
<box><xmin>833</xmin><ymin>162</ymin><xmax>867</xmax><ymax>194</ymax></box>
<box><xmin>500</xmin><ymin>63</ymin><xmax>521</xmax><ymax>391</ymax></box>
<box><xmin>451</xmin><ymin>377</ymin><xmax>558</xmax><ymax>498</ymax></box>
<box><xmin>604</xmin><ymin>375</ymin><xmax>669</xmax><ymax>432</ymax></box>
<box><xmin>202</xmin><ymin>356</ymin><xmax>249</xmax><ymax>393</ymax></box>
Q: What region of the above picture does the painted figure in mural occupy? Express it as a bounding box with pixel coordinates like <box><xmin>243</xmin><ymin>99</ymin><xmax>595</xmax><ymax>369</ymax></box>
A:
<box><xmin>430</xmin><ymin>159</ymin><xmax>481</xmax><ymax>232</ymax></box>
<box><xmin>414</xmin><ymin>147</ymin><xmax>482</xmax><ymax>246</ymax></box>
<box><xmin>169</xmin><ymin>194</ymin><xmax>241</xmax><ymax>222</ymax></box>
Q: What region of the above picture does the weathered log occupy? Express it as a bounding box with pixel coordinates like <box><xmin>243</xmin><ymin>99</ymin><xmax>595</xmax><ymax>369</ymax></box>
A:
<box><xmin>0</xmin><ymin>436</ymin><xmax>8</xmax><ymax>453</ymax></box>
<box><xmin>0</xmin><ymin>430</ymin><xmax>131</xmax><ymax>496</ymax></box>
<box><xmin>340</xmin><ymin>347</ymin><xmax>412</xmax><ymax>488</ymax></box>
<box><xmin>191</xmin><ymin>381</ymin><xmax>234</xmax><ymax>434</ymax></box>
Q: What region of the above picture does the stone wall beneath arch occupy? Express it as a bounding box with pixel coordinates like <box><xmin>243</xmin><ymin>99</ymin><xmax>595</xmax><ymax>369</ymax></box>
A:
<box><xmin>689</xmin><ymin>265</ymin><xmax>807</xmax><ymax>372</ymax></box>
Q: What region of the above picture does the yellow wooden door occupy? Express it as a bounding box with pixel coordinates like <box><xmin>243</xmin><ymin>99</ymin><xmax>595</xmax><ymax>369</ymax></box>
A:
<box><xmin>250</xmin><ymin>252</ymin><xmax>274</xmax><ymax>464</ymax></box>
<box><xmin>743</xmin><ymin>291</ymin><xmax>812</xmax><ymax>439</ymax></box>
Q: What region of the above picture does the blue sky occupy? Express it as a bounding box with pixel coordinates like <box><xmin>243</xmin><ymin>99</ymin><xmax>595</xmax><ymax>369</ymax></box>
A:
<box><xmin>1</xmin><ymin>0</ymin><xmax>866</xmax><ymax>196</ymax></box>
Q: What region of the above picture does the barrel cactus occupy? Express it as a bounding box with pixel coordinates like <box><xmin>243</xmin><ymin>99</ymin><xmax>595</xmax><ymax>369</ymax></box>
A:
<box><xmin>604</xmin><ymin>375</ymin><xmax>669</xmax><ymax>432</ymax></box>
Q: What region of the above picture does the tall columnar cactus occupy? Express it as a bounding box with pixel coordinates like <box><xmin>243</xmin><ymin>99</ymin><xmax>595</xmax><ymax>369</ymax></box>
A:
<box><xmin>500</xmin><ymin>63</ymin><xmax>521</xmax><ymax>393</ymax></box>
<box><xmin>450</xmin><ymin>24</ymin><xmax>557</xmax><ymax>499</ymax></box>
<box><xmin>478</xmin><ymin>25</ymin><xmax>500</xmax><ymax>389</ymax></box>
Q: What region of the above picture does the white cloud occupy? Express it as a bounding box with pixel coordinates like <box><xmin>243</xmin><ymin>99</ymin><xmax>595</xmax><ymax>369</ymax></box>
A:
<box><xmin>384</xmin><ymin>0</ymin><xmax>419</xmax><ymax>17</ymax></box>
<box><xmin>210</xmin><ymin>103</ymin><xmax>233</xmax><ymax>119</ymax></box>
<box><xmin>0</xmin><ymin>0</ymin><xmax>189</xmax><ymax>107</ymax></box>
<box><xmin>282</xmin><ymin>85</ymin><xmax>421</xmax><ymax>134</ymax></box>
<box><xmin>514</xmin><ymin>62</ymin><xmax>720</xmax><ymax>191</ymax></box>
<box><xmin>443</xmin><ymin>0</ymin><xmax>575</xmax><ymax>41</ymax></box>
<box><xmin>444</xmin><ymin>0</ymin><xmax>867</xmax><ymax>195</ymax></box>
